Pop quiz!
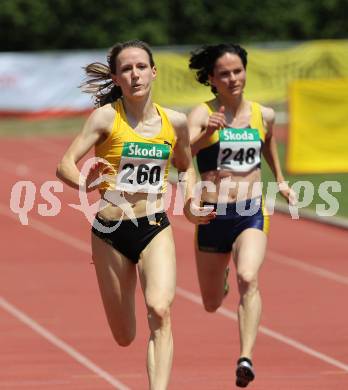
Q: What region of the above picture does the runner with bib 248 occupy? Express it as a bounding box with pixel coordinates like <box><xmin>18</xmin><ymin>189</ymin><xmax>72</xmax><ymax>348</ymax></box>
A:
<box><xmin>188</xmin><ymin>43</ymin><xmax>297</xmax><ymax>388</ymax></box>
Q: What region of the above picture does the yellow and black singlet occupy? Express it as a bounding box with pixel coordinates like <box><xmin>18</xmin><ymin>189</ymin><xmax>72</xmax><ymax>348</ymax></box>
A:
<box><xmin>196</xmin><ymin>100</ymin><xmax>266</xmax><ymax>174</ymax></box>
<box><xmin>95</xmin><ymin>99</ymin><xmax>176</xmax><ymax>193</ymax></box>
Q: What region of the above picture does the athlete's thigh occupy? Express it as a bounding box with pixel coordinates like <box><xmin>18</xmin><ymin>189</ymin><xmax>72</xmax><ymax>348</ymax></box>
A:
<box><xmin>91</xmin><ymin>233</ymin><xmax>137</xmax><ymax>331</ymax></box>
<box><xmin>137</xmin><ymin>226</ymin><xmax>176</xmax><ymax>307</ymax></box>
<box><xmin>232</xmin><ymin>228</ymin><xmax>267</xmax><ymax>277</ymax></box>
<box><xmin>195</xmin><ymin>247</ymin><xmax>231</xmax><ymax>299</ymax></box>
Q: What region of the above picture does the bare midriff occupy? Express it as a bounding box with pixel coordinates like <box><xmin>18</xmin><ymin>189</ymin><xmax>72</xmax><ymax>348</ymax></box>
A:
<box><xmin>98</xmin><ymin>190</ymin><xmax>165</xmax><ymax>221</ymax></box>
<box><xmin>199</xmin><ymin>167</ymin><xmax>262</xmax><ymax>204</ymax></box>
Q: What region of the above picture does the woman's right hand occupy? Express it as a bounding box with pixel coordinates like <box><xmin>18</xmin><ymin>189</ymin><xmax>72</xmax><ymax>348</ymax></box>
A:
<box><xmin>85</xmin><ymin>161</ymin><xmax>113</xmax><ymax>192</ymax></box>
<box><xmin>205</xmin><ymin>106</ymin><xmax>227</xmax><ymax>136</ymax></box>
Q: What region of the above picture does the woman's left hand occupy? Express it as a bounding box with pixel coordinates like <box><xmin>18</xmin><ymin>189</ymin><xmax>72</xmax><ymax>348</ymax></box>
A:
<box><xmin>278</xmin><ymin>181</ymin><xmax>297</xmax><ymax>205</ymax></box>
<box><xmin>183</xmin><ymin>198</ymin><xmax>216</xmax><ymax>224</ymax></box>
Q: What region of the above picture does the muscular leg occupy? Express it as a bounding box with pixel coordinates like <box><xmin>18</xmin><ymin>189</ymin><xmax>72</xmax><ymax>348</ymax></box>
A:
<box><xmin>195</xmin><ymin>247</ymin><xmax>231</xmax><ymax>312</ymax></box>
<box><xmin>232</xmin><ymin>228</ymin><xmax>267</xmax><ymax>359</ymax></box>
<box><xmin>91</xmin><ymin>233</ymin><xmax>137</xmax><ymax>346</ymax></box>
<box><xmin>137</xmin><ymin>226</ymin><xmax>176</xmax><ymax>390</ymax></box>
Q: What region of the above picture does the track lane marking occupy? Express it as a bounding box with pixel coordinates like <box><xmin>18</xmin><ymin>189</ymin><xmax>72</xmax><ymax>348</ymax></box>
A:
<box><xmin>1</xmin><ymin>204</ymin><xmax>348</xmax><ymax>373</ymax></box>
<box><xmin>170</xmin><ymin>217</ymin><xmax>348</xmax><ymax>285</ymax></box>
<box><xmin>0</xmin><ymin>296</ymin><xmax>131</xmax><ymax>390</ymax></box>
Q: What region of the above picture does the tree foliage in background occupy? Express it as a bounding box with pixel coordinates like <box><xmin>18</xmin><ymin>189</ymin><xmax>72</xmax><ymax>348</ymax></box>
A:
<box><xmin>1</xmin><ymin>0</ymin><xmax>347</xmax><ymax>51</ymax></box>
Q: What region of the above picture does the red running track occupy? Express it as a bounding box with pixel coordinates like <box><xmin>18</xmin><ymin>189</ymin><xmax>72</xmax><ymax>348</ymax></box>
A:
<box><xmin>0</xmin><ymin>136</ymin><xmax>347</xmax><ymax>389</ymax></box>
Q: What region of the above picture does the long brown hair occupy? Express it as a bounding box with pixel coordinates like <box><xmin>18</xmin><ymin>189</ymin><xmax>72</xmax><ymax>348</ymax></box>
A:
<box><xmin>81</xmin><ymin>40</ymin><xmax>155</xmax><ymax>107</ymax></box>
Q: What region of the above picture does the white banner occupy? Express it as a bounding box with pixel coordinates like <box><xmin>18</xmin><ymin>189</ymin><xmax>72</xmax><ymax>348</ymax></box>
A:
<box><xmin>0</xmin><ymin>51</ymin><xmax>106</xmax><ymax>113</ymax></box>
<box><xmin>2</xmin><ymin>41</ymin><xmax>348</xmax><ymax>115</ymax></box>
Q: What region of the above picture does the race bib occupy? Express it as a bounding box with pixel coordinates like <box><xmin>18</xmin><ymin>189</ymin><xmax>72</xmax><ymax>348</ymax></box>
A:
<box><xmin>115</xmin><ymin>142</ymin><xmax>170</xmax><ymax>193</ymax></box>
<box><xmin>217</xmin><ymin>128</ymin><xmax>261</xmax><ymax>172</ymax></box>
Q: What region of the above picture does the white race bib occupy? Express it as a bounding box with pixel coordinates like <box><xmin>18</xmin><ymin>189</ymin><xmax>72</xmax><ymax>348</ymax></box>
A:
<box><xmin>115</xmin><ymin>142</ymin><xmax>170</xmax><ymax>193</ymax></box>
<box><xmin>218</xmin><ymin>128</ymin><xmax>261</xmax><ymax>172</ymax></box>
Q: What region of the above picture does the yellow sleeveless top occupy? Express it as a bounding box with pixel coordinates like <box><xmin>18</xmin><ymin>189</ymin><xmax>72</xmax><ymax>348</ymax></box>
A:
<box><xmin>95</xmin><ymin>99</ymin><xmax>176</xmax><ymax>193</ymax></box>
<box><xmin>196</xmin><ymin>100</ymin><xmax>266</xmax><ymax>174</ymax></box>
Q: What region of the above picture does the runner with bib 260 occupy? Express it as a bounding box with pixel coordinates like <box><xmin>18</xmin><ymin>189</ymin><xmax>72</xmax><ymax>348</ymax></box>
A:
<box><xmin>56</xmin><ymin>40</ymin><xmax>214</xmax><ymax>390</ymax></box>
<box><xmin>188</xmin><ymin>43</ymin><xmax>296</xmax><ymax>388</ymax></box>
<box><xmin>117</xmin><ymin>141</ymin><xmax>170</xmax><ymax>192</ymax></box>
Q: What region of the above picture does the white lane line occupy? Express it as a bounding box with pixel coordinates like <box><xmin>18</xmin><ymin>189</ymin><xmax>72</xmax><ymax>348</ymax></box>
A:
<box><xmin>1</xmin><ymin>204</ymin><xmax>348</xmax><ymax>374</ymax></box>
<box><xmin>0</xmin><ymin>157</ymin><xmax>55</xmax><ymax>181</ymax></box>
<box><xmin>0</xmin><ymin>380</ymin><xmax>70</xmax><ymax>388</ymax></box>
<box><xmin>267</xmin><ymin>251</ymin><xmax>348</xmax><ymax>285</ymax></box>
<box><xmin>170</xmin><ymin>217</ymin><xmax>348</xmax><ymax>286</ymax></box>
<box><xmin>0</xmin><ymin>203</ymin><xmax>90</xmax><ymax>253</ymax></box>
<box><xmin>0</xmin><ymin>157</ymin><xmax>31</xmax><ymax>177</ymax></box>
<box><xmin>20</xmin><ymin>137</ymin><xmax>70</xmax><ymax>155</ymax></box>
<box><xmin>0</xmin><ymin>297</ymin><xmax>131</xmax><ymax>390</ymax></box>
<box><xmin>176</xmin><ymin>287</ymin><xmax>348</xmax><ymax>372</ymax></box>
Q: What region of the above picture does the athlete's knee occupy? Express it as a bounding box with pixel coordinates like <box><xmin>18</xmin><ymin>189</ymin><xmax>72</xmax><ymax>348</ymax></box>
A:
<box><xmin>237</xmin><ymin>270</ymin><xmax>259</xmax><ymax>293</ymax></box>
<box><xmin>110</xmin><ymin>325</ymin><xmax>136</xmax><ymax>347</ymax></box>
<box><xmin>201</xmin><ymin>292</ymin><xmax>223</xmax><ymax>312</ymax></box>
<box><xmin>147</xmin><ymin>300</ymin><xmax>172</xmax><ymax>328</ymax></box>
<box><xmin>109</xmin><ymin>319</ymin><xmax>136</xmax><ymax>347</ymax></box>
<box><xmin>203</xmin><ymin>299</ymin><xmax>221</xmax><ymax>313</ymax></box>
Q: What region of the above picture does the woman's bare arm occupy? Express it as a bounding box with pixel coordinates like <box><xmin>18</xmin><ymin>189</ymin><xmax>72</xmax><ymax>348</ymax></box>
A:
<box><xmin>261</xmin><ymin>106</ymin><xmax>296</xmax><ymax>204</ymax></box>
<box><xmin>188</xmin><ymin>104</ymin><xmax>226</xmax><ymax>156</ymax></box>
<box><xmin>56</xmin><ymin>106</ymin><xmax>112</xmax><ymax>190</ymax></box>
<box><xmin>165</xmin><ymin>108</ymin><xmax>216</xmax><ymax>224</ymax></box>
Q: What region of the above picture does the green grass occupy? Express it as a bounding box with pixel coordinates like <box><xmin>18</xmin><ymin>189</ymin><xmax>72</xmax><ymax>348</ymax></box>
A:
<box><xmin>262</xmin><ymin>143</ymin><xmax>348</xmax><ymax>218</ymax></box>
<box><xmin>0</xmin><ymin>117</ymin><xmax>84</xmax><ymax>137</ymax></box>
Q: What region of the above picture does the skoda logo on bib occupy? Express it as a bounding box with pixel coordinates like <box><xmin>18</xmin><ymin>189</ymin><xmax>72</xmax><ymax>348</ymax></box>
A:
<box><xmin>116</xmin><ymin>142</ymin><xmax>170</xmax><ymax>193</ymax></box>
<box><xmin>217</xmin><ymin>128</ymin><xmax>261</xmax><ymax>172</ymax></box>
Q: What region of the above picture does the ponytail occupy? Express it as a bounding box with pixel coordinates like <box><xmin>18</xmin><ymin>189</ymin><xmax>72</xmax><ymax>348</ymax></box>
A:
<box><xmin>81</xmin><ymin>61</ymin><xmax>122</xmax><ymax>107</ymax></box>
